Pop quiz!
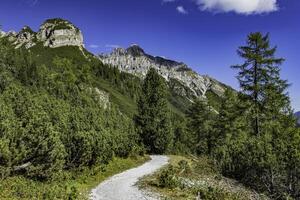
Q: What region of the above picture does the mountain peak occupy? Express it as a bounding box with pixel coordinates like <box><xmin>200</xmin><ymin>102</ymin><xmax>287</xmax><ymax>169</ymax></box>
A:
<box><xmin>41</xmin><ymin>18</ymin><xmax>79</xmax><ymax>31</ymax></box>
<box><xmin>44</xmin><ymin>18</ymin><xmax>71</xmax><ymax>23</ymax></box>
<box><xmin>126</xmin><ymin>44</ymin><xmax>145</xmax><ymax>56</ymax></box>
<box><xmin>37</xmin><ymin>18</ymin><xmax>83</xmax><ymax>48</ymax></box>
<box><xmin>99</xmin><ymin>45</ymin><xmax>226</xmax><ymax>98</ymax></box>
<box><xmin>4</xmin><ymin>18</ymin><xmax>84</xmax><ymax>49</ymax></box>
<box><xmin>20</xmin><ymin>26</ymin><xmax>35</xmax><ymax>33</ymax></box>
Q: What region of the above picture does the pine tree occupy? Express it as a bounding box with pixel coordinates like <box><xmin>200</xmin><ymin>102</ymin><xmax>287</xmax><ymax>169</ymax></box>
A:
<box><xmin>212</xmin><ymin>89</ymin><xmax>249</xmax><ymax>168</ymax></box>
<box><xmin>135</xmin><ymin>68</ymin><xmax>172</xmax><ymax>154</ymax></box>
<box><xmin>172</xmin><ymin>116</ymin><xmax>192</xmax><ymax>154</ymax></box>
<box><xmin>230</xmin><ymin>32</ymin><xmax>300</xmax><ymax>198</ymax></box>
<box><xmin>232</xmin><ymin>32</ymin><xmax>286</xmax><ymax>136</ymax></box>
<box><xmin>187</xmin><ymin>99</ymin><xmax>216</xmax><ymax>155</ymax></box>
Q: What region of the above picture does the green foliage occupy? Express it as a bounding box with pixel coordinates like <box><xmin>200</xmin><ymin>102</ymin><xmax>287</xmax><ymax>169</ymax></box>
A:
<box><xmin>231</xmin><ymin>32</ymin><xmax>288</xmax><ymax>136</ymax></box>
<box><xmin>205</xmin><ymin>90</ymin><xmax>223</xmax><ymax>111</ymax></box>
<box><xmin>178</xmin><ymin>160</ymin><xmax>192</xmax><ymax>174</ymax></box>
<box><xmin>187</xmin><ymin>99</ymin><xmax>217</xmax><ymax>155</ymax></box>
<box><xmin>43</xmin><ymin>18</ymin><xmax>78</xmax><ymax>31</ymax></box>
<box><xmin>0</xmin><ymin>156</ymin><xmax>148</xmax><ymax>199</ymax></box>
<box><xmin>212</xmin><ymin>33</ymin><xmax>300</xmax><ymax>199</ymax></box>
<box><xmin>0</xmin><ymin>37</ymin><xmax>140</xmax><ymax>183</ymax></box>
<box><xmin>167</xmin><ymin>78</ymin><xmax>194</xmax><ymax>113</ymax></box>
<box><xmin>158</xmin><ymin>166</ymin><xmax>179</xmax><ymax>188</ymax></box>
<box><xmin>135</xmin><ymin>68</ymin><xmax>173</xmax><ymax>154</ymax></box>
<box><xmin>141</xmin><ymin>156</ymin><xmax>262</xmax><ymax>200</ymax></box>
<box><xmin>2</xmin><ymin>27</ymin><xmax>299</xmax><ymax>199</ymax></box>
<box><xmin>183</xmin><ymin>33</ymin><xmax>300</xmax><ymax>199</ymax></box>
<box><xmin>171</xmin><ymin>116</ymin><xmax>192</xmax><ymax>154</ymax></box>
<box><xmin>93</xmin><ymin>63</ymin><xmax>142</xmax><ymax>105</ymax></box>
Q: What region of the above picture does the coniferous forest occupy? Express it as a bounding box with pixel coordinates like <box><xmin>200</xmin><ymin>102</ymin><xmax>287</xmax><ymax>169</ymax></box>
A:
<box><xmin>0</xmin><ymin>29</ymin><xmax>299</xmax><ymax>199</ymax></box>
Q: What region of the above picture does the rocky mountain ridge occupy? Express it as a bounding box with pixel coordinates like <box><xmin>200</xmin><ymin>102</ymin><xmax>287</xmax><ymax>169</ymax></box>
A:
<box><xmin>1</xmin><ymin>18</ymin><xmax>84</xmax><ymax>49</ymax></box>
<box><xmin>1</xmin><ymin>18</ymin><xmax>227</xmax><ymax>101</ymax></box>
<box><xmin>99</xmin><ymin>45</ymin><xmax>226</xmax><ymax>99</ymax></box>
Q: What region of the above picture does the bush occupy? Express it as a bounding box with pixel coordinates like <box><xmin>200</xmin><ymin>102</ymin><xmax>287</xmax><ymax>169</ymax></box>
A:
<box><xmin>193</xmin><ymin>186</ymin><xmax>239</xmax><ymax>200</ymax></box>
<box><xmin>178</xmin><ymin>160</ymin><xmax>191</xmax><ymax>174</ymax></box>
<box><xmin>158</xmin><ymin>165</ymin><xmax>179</xmax><ymax>188</ymax></box>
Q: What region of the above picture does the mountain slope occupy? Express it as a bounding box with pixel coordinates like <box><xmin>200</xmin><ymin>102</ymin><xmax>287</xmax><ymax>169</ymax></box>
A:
<box><xmin>0</xmin><ymin>18</ymin><xmax>150</xmax><ymax>199</ymax></box>
<box><xmin>2</xmin><ymin>18</ymin><xmax>229</xmax><ymax>115</ymax></box>
<box><xmin>99</xmin><ymin>45</ymin><xmax>227</xmax><ymax>101</ymax></box>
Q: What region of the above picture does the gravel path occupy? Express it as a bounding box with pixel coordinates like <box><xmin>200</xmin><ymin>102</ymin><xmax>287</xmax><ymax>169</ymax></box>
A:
<box><xmin>90</xmin><ymin>155</ymin><xmax>169</xmax><ymax>200</ymax></box>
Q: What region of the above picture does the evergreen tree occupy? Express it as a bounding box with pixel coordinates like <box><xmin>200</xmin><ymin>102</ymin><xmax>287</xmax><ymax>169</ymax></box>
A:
<box><xmin>172</xmin><ymin>116</ymin><xmax>192</xmax><ymax>154</ymax></box>
<box><xmin>212</xmin><ymin>89</ymin><xmax>249</xmax><ymax>169</ymax></box>
<box><xmin>187</xmin><ymin>99</ymin><xmax>216</xmax><ymax>155</ymax></box>
<box><xmin>232</xmin><ymin>32</ymin><xmax>286</xmax><ymax>136</ymax></box>
<box><xmin>135</xmin><ymin>68</ymin><xmax>172</xmax><ymax>154</ymax></box>
<box><xmin>229</xmin><ymin>32</ymin><xmax>300</xmax><ymax>198</ymax></box>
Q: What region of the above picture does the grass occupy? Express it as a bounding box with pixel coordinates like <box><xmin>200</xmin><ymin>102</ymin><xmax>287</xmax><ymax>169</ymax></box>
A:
<box><xmin>0</xmin><ymin>156</ymin><xmax>149</xmax><ymax>200</ymax></box>
<box><xmin>206</xmin><ymin>90</ymin><xmax>222</xmax><ymax>111</ymax></box>
<box><xmin>139</xmin><ymin>155</ymin><xmax>269</xmax><ymax>200</ymax></box>
<box><xmin>95</xmin><ymin>78</ymin><xmax>138</xmax><ymax>117</ymax></box>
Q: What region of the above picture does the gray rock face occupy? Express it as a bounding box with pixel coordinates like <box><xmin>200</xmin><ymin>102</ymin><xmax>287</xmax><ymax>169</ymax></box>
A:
<box><xmin>15</xmin><ymin>26</ymin><xmax>36</xmax><ymax>49</ymax></box>
<box><xmin>4</xmin><ymin>18</ymin><xmax>84</xmax><ymax>49</ymax></box>
<box><xmin>37</xmin><ymin>19</ymin><xmax>84</xmax><ymax>48</ymax></box>
<box><xmin>0</xmin><ymin>30</ymin><xmax>6</xmax><ymax>38</ymax></box>
<box><xmin>99</xmin><ymin>45</ymin><xmax>226</xmax><ymax>98</ymax></box>
<box><xmin>93</xmin><ymin>88</ymin><xmax>110</xmax><ymax>109</ymax></box>
<box><xmin>6</xmin><ymin>31</ymin><xmax>17</xmax><ymax>42</ymax></box>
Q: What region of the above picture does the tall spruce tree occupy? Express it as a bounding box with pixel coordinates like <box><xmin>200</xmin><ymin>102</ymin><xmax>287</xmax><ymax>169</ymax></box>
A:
<box><xmin>232</xmin><ymin>32</ymin><xmax>287</xmax><ymax>136</ymax></box>
<box><xmin>230</xmin><ymin>32</ymin><xmax>300</xmax><ymax>198</ymax></box>
<box><xmin>187</xmin><ymin>99</ymin><xmax>216</xmax><ymax>155</ymax></box>
<box><xmin>135</xmin><ymin>68</ymin><xmax>172</xmax><ymax>154</ymax></box>
<box><xmin>212</xmin><ymin>89</ymin><xmax>249</xmax><ymax>164</ymax></box>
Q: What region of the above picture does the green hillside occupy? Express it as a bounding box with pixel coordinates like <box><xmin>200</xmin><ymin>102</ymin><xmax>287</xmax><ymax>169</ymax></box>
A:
<box><xmin>0</xmin><ymin>33</ymin><xmax>197</xmax><ymax>199</ymax></box>
<box><xmin>27</xmin><ymin>43</ymin><xmax>197</xmax><ymax>117</ymax></box>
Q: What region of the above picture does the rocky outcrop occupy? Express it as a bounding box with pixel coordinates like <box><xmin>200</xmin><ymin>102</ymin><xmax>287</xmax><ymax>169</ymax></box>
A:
<box><xmin>6</xmin><ymin>31</ymin><xmax>17</xmax><ymax>42</ymax></box>
<box><xmin>86</xmin><ymin>87</ymin><xmax>110</xmax><ymax>109</ymax></box>
<box><xmin>3</xmin><ymin>18</ymin><xmax>84</xmax><ymax>49</ymax></box>
<box><xmin>94</xmin><ymin>88</ymin><xmax>110</xmax><ymax>109</ymax></box>
<box><xmin>0</xmin><ymin>30</ymin><xmax>6</xmax><ymax>38</ymax></box>
<box><xmin>15</xmin><ymin>26</ymin><xmax>36</xmax><ymax>49</ymax></box>
<box><xmin>99</xmin><ymin>45</ymin><xmax>226</xmax><ymax>98</ymax></box>
<box><xmin>3</xmin><ymin>19</ymin><xmax>227</xmax><ymax>101</ymax></box>
<box><xmin>37</xmin><ymin>18</ymin><xmax>84</xmax><ymax>48</ymax></box>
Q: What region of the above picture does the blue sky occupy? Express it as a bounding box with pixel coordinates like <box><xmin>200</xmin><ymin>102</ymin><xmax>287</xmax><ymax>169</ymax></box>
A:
<box><xmin>1</xmin><ymin>0</ymin><xmax>299</xmax><ymax>110</ymax></box>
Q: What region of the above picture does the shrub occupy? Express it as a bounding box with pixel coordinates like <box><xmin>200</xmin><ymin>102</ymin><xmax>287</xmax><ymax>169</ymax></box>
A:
<box><xmin>178</xmin><ymin>160</ymin><xmax>191</xmax><ymax>174</ymax></box>
<box><xmin>158</xmin><ymin>165</ymin><xmax>179</xmax><ymax>188</ymax></box>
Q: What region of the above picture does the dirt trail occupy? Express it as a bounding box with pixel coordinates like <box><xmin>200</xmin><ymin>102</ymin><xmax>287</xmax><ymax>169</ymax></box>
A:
<box><xmin>90</xmin><ymin>155</ymin><xmax>169</xmax><ymax>200</ymax></box>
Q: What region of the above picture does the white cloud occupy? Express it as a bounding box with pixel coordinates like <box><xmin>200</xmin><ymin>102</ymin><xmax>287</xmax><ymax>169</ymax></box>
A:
<box><xmin>194</xmin><ymin>0</ymin><xmax>278</xmax><ymax>14</ymax></box>
<box><xmin>176</xmin><ymin>6</ymin><xmax>188</xmax><ymax>14</ymax></box>
<box><xmin>89</xmin><ymin>44</ymin><xmax>99</xmax><ymax>49</ymax></box>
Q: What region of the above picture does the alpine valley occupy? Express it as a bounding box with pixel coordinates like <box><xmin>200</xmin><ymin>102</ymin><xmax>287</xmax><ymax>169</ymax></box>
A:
<box><xmin>0</xmin><ymin>18</ymin><xmax>229</xmax><ymax>115</ymax></box>
<box><xmin>1</xmin><ymin>18</ymin><xmax>299</xmax><ymax>200</ymax></box>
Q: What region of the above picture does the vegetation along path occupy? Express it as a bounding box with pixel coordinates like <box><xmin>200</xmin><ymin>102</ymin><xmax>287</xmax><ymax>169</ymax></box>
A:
<box><xmin>90</xmin><ymin>155</ymin><xmax>169</xmax><ymax>200</ymax></box>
